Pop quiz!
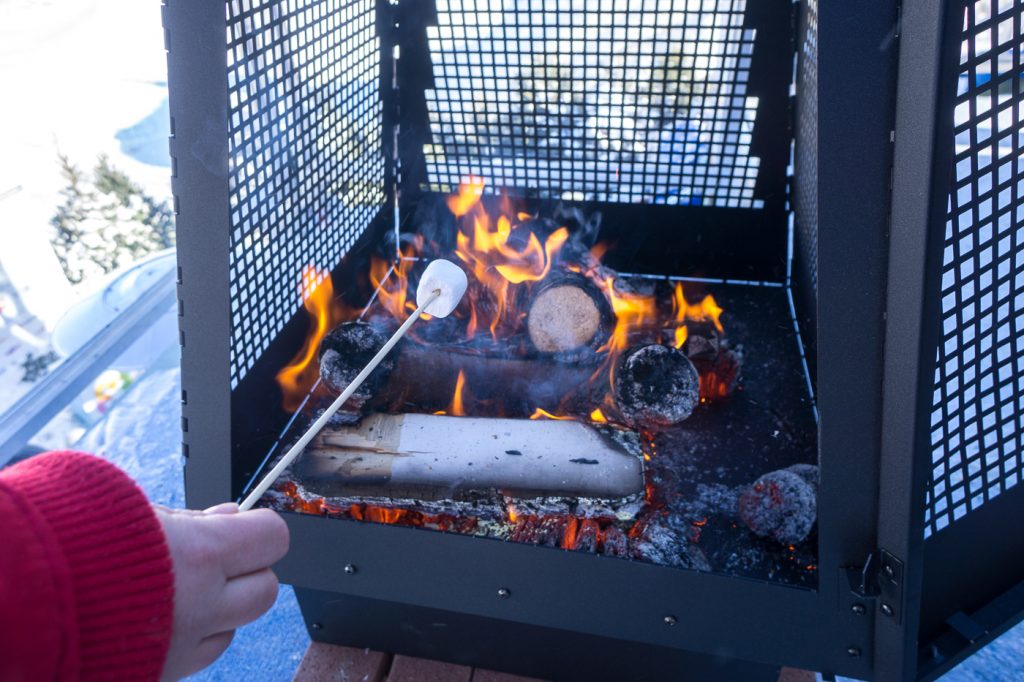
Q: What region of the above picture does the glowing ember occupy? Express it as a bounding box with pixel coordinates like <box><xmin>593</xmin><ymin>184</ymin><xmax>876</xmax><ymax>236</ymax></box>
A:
<box><xmin>590</xmin><ymin>408</ymin><xmax>608</xmax><ymax>423</ymax></box>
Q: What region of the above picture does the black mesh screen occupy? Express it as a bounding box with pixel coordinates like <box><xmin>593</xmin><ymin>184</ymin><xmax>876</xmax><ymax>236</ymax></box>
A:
<box><xmin>925</xmin><ymin>0</ymin><xmax>1024</xmax><ymax>537</ymax></box>
<box><xmin>792</xmin><ymin>0</ymin><xmax>817</xmax><ymax>295</ymax></box>
<box><xmin>419</xmin><ymin>0</ymin><xmax>767</xmax><ymax>208</ymax></box>
<box><xmin>226</xmin><ymin>0</ymin><xmax>385</xmax><ymax>387</ymax></box>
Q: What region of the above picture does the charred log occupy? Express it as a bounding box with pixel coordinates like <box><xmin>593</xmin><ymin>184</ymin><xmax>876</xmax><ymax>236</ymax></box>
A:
<box><xmin>613</xmin><ymin>344</ymin><xmax>700</xmax><ymax>428</ymax></box>
<box><xmin>737</xmin><ymin>464</ymin><xmax>819</xmax><ymax>546</ymax></box>
<box><xmin>382</xmin><ymin>343</ymin><xmax>607</xmax><ymax>416</ymax></box>
<box><xmin>318</xmin><ymin>321</ymin><xmax>398</xmax><ymax>409</ymax></box>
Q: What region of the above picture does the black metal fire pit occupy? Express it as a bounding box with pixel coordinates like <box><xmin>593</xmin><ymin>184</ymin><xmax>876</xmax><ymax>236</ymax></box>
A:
<box><xmin>165</xmin><ymin>0</ymin><xmax>1024</xmax><ymax>679</ymax></box>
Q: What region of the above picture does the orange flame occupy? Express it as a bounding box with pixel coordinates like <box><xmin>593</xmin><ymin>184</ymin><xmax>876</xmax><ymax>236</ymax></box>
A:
<box><xmin>529</xmin><ymin>407</ymin><xmax>575</xmax><ymax>421</ymax></box>
<box><xmin>448</xmin><ymin>369</ymin><xmax>468</xmax><ymax>416</ymax></box>
<box><xmin>276</xmin><ymin>267</ymin><xmax>341</xmax><ymax>412</ymax></box>
<box><xmin>446</xmin><ymin>176</ymin><xmax>485</xmax><ymax>217</ymax></box>
<box><xmin>672</xmin><ymin>282</ymin><xmax>724</xmax><ymax>343</ymax></box>
<box><xmin>590</xmin><ymin>408</ymin><xmax>608</xmax><ymax>423</ymax></box>
<box><xmin>369</xmin><ymin>239</ymin><xmax>425</xmax><ymax>321</ymax></box>
<box><xmin>448</xmin><ymin>178</ymin><xmax>570</xmax><ymax>340</ymax></box>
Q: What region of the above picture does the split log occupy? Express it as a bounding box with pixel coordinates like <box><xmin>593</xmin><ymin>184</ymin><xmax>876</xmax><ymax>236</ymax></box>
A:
<box><xmin>526</xmin><ymin>272</ymin><xmax>613</xmax><ymax>356</ymax></box>
<box><xmin>613</xmin><ymin>344</ymin><xmax>700</xmax><ymax>429</ymax></box>
<box><xmin>294</xmin><ymin>413</ymin><xmax>645</xmax><ymax>500</ymax></box>
<box><xmin>737</xmin><ymin>464</ymin><xmax>818</xmax><ymax>546</ymax></box>
<box><xmin>319</xmin><ymin>321</ymin><xmax>607</xmax><ymax>418</ymax></box>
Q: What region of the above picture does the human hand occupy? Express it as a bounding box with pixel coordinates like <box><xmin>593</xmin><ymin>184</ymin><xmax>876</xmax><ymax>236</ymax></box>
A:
<box><xmin>155</xmin><ymin>503</ymin><xmax>289</xmax><ymax>681</ymax></box>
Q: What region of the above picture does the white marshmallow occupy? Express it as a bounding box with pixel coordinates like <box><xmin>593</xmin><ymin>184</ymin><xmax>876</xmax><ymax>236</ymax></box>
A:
<box><xmin>416</xmin><ymin>259</ymin><xmax>468</xmax><ymax>318</ymax></box>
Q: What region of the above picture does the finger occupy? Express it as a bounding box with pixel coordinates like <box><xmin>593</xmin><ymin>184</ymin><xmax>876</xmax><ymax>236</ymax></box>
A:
<box><xmin>214</xmin><ymin>568</ymin><xmax>280</xmax><ymax>632</ymax></box>
<box><xmin>203</xmin><ymin>502</ymin><xmax>240</xmax><ymax>515</ymax></box>
<box><xmin>205</xmin><ymin>508</ymin><xmax>289</xmax><ymax>577</ymax></box>
<box><xmin>189</xmin><ymin>630</ymin><xmax>235</xmax><ymax>676</ymax></box>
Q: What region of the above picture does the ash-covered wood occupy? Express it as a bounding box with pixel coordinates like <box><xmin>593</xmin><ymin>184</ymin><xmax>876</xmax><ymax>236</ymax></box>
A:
<box><xmin>294</xmin><ymin>413</ymin><xmax>644</xmax><ymax>500</ymax></box>
<box><xmin>613</xmin><ymin>344</ymin><xmax>700</xmax><ymax>428</ymax></box>
<box><xmin>737</xmin><ymin>464</ymin><xmax>818</xmax><ymax>546</ymax></box>
<box><xmin>318</xmin><ymin>321</ymin><xmax>397</xmax><ymax>410</ymax></box>
<box><xmin>526</xmin><ymin>271</ymin><xmax>612</xmax><ymax>356</ymax></box>
<box><xmin>374</xmin><ymin>343</ymin><xmax>606</xmax><ymax>417</ymax></box>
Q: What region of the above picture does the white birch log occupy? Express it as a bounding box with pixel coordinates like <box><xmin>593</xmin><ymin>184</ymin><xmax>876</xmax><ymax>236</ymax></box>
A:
<box><xmin>295</xmin><ymin>413</ymin><xmax>644</xmax><ymax>500</ymax></box>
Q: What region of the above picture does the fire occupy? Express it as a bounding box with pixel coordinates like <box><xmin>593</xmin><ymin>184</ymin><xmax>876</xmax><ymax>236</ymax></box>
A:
<box><xmin>597</xmin><ymin>278</ymin><xmax>657</xmax><ymax>359</ymax></box>
<box><xmin>446</xmin><ymin>176</ymin><xmax>485</xmax><ymax>217</ymax></box>
<box><xmin>369</xmin><ymin>238</ymin><xmax>424</xmax><ymax>321</ymax></box>
<box><xmin>448</xmin><ymin>178</ymin><xmax>570</xmax><ymax>340</ymax></box>
<box><xmin>672</xmin><ymin>281</ymin><xmax>724</xmax><ymax>340</ymax></box>
<box><xmin>448</xmin><ymin>370</ymin><xmax>468</xmax><ymax>416</ymax></box>
<box><xmin>590</xmin><ymin>408</ymin><xmax>608</xmax><ymax>423</ymax></box>
<box><xmin>674</xmin><ymin>325</ymin><xmax>689</xmax><ymax>350</ymax></box>
<box><xmin>529</xmin><ymin>407</ymin><xmax>574</xmax><ymax>421</ymax></box>
<box><xmin>276</xmin><ymin>267</ymin><xmax>342</xmax><ymax>412</ymax></box>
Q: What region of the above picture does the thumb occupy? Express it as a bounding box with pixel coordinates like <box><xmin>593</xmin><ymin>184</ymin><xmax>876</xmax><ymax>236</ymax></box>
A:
<box><xmin>203</xmin><ymin>502</ymin><xmax>240</xmax><ymax>515</ymax></box>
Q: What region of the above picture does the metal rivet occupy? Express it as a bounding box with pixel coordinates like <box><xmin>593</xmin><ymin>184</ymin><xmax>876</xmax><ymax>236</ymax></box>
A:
<box><xmin>497</xmin><ymin>588</ymin><xmax>511</xmax><ymax>599</ymax></box>
<box><xmin>344</xmin><ymin>564</ymin><xmax>357</xmax><ymax>575</ymax></box>
<box><xmin>881</xmin><ymin>603</ymin><xmax>895</xmax><ymax>617</ymax></box>
<box><xmin>851</xmin><ymin>603</ymin><xmax>867</xmax><ymax>616</ymax></box>
<box><xmin>847</xmin><ymin>646</ymin><xmax>861</xmax><ymax>657</ymax></box>
<box><xmin>664</xmin><ymin>615</ymin><xmax>677</xmax><ymax>626</ymax></box>
<box><xmin>311</xmin><ymin>622</ymin><xmax>323</xmax><ymax>631</ymax></box>
<box><xmin>882</xmin><ymin>563</ymin><xmax>896</xmax><ymax>579</ymax></box>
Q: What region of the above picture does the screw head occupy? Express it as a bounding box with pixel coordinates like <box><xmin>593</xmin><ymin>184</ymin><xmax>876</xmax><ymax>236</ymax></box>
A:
<box><xmin>311</xmin><ymin>622</ymin><xmax>323</xmax><ymax>631</ymax></box>
<box><xmin>497</xmin><ymin>588</ymin><xmax>511</xmax><ymax>599</ymax></box>
<box><xmin>664</xmin><ymin>615</ymin><xmax>678</xmax><ymax>626</ymax></box>
<box><xmin>344</xmin><ymin>564</ymin><xmax>357</xmax><ymax>575</ymax></box>
<box><xmin>882</xmin><ymin>563</ymin><xmax>896</xmax><ymax>579</ymax></box>
<box><xmin>851</xmin><ymin>603</ymin><xmax>867</xmax><ymax>616</ymax></box>
<box><xmin>881</xmin><ymin>603</ymin><xmax>895</xmax><ymax>617</ymax></box>
<box><xmin>847</xmin><ymin>646</ymin><xmax>861</xmax><ymax>657</ymax></box>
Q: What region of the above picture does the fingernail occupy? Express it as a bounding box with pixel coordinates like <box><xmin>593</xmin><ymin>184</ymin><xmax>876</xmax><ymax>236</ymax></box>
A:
<box><xmin>203</xmin><ymin>502</ymin><xmax>240</xmax><ymax>514</ymax></box>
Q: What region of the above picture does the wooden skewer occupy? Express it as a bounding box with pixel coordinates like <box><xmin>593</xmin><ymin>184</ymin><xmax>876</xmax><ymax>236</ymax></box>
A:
<box><xmin>238</xmin><ymin>289</ymin><xmax>441</xmax><ymax>511</ymax></box>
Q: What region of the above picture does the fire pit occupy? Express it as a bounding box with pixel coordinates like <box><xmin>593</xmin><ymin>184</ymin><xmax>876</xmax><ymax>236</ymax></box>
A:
<box><xmin>254</xmin><ymin>182</ymin><xmax>818</xmax><ymax>584</ymax></box>
<box><xmin>165</xmin><ymin>0</ymin><xmax>1024</xmax><ymax>679</ymax></box>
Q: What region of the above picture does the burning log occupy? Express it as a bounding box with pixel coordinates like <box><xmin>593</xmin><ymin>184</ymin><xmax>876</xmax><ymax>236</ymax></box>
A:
<box><xmin>294</xmin><ymin>413</ymin><xmax>645</xmax><ymax>500</ymax></box>
<box><xmin>737</xmin><ymin>464</ymin><xmax>819</xmax><ymax>546</ymax></box>
<box><xmin>613</xmin><ymin>344</ymin><xmax>700</xmax><ymax>429</ymax></box>
<box><xmin>319</xmin><ymin>321</ymin><xmax>607</xmax><ymax>417</ymax></box>
<box><xmin>318</xmin><ymin>321</ymin><xmax>397</xmax><ymax>410</ymax></box>
<box><xmin>526</xmin><ymin>271</ymin><xmax>613</xmax><ymax>357</ymax></box>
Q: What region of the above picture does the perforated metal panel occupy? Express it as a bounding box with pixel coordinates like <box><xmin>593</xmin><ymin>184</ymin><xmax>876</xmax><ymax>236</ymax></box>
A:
<box><xmin>226</xmin><ymin>0</ymin><xmax>385</xmax><ymax>386</ymax></box>
<box><xmin>421</xmin><ymin>0</ymin><xmax>765</xmax><ymax>208</ymax></box>
<box><xmin>792</xmin><ymin>0</ymin><xmax>817</xmax><ymax>295</ymax></box>
<box><xmin>925</xmin><ymin>0</ymin><xmax>1024</xmax><ymax>537</ymax></box>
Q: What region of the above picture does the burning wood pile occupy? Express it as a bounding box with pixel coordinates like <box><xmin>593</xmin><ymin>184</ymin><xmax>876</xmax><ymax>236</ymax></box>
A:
<box><xmin>260</xmin><ymin>178</ymin><xmax>818</xmax><ymax>583</ymax></box>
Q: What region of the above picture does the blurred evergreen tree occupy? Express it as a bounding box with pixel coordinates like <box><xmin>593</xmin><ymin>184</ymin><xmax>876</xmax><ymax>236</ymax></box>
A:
<box><xmin>50</xmin><ymin>154</ymin><xmax>174</xmax><ymax>285</ymax></box>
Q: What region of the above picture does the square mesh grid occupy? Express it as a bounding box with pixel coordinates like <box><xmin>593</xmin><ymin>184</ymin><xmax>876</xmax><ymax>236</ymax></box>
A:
<box><xmin>792</xmin><ymin>0</ymin><xmax>817</xmax><ymax>294</ymax></box>
<box><xmin>925</xmin><ymin>0</ymin><xmax>1024</xmax><ymax>536</ymax></box>
<box><xmin>226</xmin><ymin>0</ymin><xmax>385</xmax><ymax>387</ymax></box>
<box><xmin>421</xmin><ymin>0</ymin><xmax>765</xmax><ymax>208</ymax></box>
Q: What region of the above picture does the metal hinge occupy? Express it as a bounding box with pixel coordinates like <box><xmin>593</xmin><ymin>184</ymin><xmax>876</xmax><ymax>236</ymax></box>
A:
<box><xmin>846</xmin><ymin>548</ymin><xmax>905</xmax><ymax>624</ymax></box>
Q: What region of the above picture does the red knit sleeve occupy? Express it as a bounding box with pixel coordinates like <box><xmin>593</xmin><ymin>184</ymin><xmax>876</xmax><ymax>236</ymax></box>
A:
<box><xmin>0</xmin><ymin>451</ymin><xmax>175</xmax><ymax>682</ymax></box>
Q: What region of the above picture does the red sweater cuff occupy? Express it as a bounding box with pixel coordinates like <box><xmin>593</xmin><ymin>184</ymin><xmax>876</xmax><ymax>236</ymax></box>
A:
<box><xmin>2</xmin><ymin>451</ymin><xmax>174</xmax><ymax>681</ymax></box>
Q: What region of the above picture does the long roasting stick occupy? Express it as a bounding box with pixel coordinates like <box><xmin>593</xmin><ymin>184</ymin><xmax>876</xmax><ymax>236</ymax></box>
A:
<box><xmin>239</xmin><ymin>289</ymin><xmax>440</xmax><ymax>511</ymax></box>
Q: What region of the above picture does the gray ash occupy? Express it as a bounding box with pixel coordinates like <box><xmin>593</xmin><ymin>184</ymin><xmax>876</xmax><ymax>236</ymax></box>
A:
<box><xmin>614</xmin><ymin>344</ymin><xmax>700</xmax><ymax>428</ymax></box>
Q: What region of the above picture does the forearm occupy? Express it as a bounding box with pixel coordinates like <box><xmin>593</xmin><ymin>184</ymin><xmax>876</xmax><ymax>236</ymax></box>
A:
<box><xmin>0</xmin><ymin>451</ymin><xmax>174</xmax><ymax>681</ymax></box>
